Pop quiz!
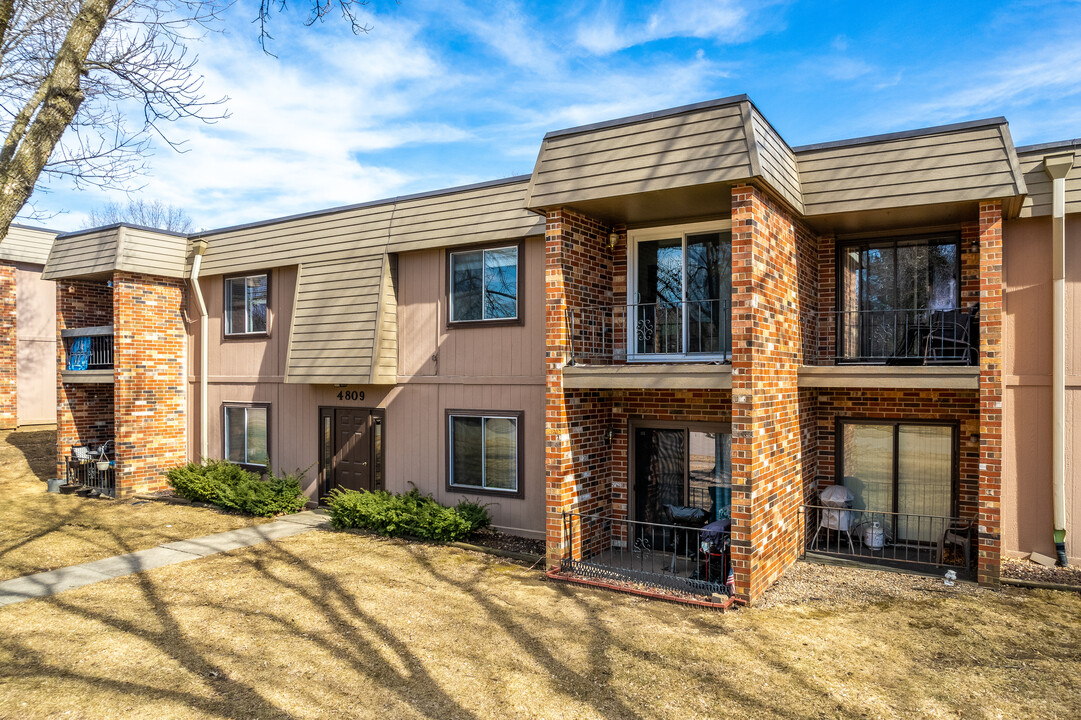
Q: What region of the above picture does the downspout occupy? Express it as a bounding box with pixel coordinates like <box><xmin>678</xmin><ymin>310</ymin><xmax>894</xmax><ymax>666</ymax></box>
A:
<box><xmin>1045</xmin><ymin>152</ymin><xmax>1074</xmax><ymax>566</ymax></box>
<box><xmin>189</xmin><ymin>239</ymin><xmax>210</xmax><ymax>460</ymax></box>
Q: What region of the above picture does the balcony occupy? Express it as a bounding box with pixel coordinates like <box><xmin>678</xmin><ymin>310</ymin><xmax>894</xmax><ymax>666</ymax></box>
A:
<box><xmin>564</xmin><ymin>301</ymin><xmax>732</xmax><ymax>389</ymax></box>
<box><xmin>800</xmin><ymin>306</ymin><xmax>980</xmax><ymax>390</ymax></box>
<box><xmin>61</xmin><ymin>326</ymin><xmax>114</xmax><ymax>384</ymax></box>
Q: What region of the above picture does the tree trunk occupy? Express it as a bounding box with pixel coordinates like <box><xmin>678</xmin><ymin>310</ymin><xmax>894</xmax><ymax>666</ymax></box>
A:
<box><xmin>0</xmin><ymin>0</ymin><xmax>117</xmax><ymax>242</ymax></box>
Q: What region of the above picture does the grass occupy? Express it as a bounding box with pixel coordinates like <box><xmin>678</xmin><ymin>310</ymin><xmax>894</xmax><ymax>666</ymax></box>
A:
<box><xmin>1</xmin><ymin>528</ymin><xmax>1079</xmax><ymax>719</ymax></box>
<box><xmin>0</xmin><ymin>427</ymin><xmax>268</xmax><ymax>582</ymax></box>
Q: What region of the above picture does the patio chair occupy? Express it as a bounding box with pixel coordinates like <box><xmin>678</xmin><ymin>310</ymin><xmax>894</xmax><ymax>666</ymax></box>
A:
<box><xmin>937</xmin><ymin>518</ymin><xmax>973</xmax><ymax>570</ymax></box>
<box><xmin>924</xmin><ymin>305</ymin><xmax>978</xmax><ymax>365</ymax></box>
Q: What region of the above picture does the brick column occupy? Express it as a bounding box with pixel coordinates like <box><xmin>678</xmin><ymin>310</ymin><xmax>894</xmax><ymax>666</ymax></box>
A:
<box><xmin>0</xmin><ymin>262</ymin><xmax>16</xmax><ymax>429</ymax></box>
<box><xmin>730</xmin><ymin>185</ymin><xmax>806</xmax><ymax>603</ymax></box>
<box><xmin>113</xmin><ymin>271</ymin><xmax>187</xmax><ymax>497</ymax></box>
<box><xmin>977</xmin><ymin>201</ymin><xmax>1004</xmax><ymax>584</ymax></box>
<box><xmin>56</xmin><ymin>280</ymin><xmax>114</xmax><ymax>480</ymax></box>
<box><xmin>544</xmin><ymin>208</ymin><xmax>612</xmax><ymax>569</ymax></box>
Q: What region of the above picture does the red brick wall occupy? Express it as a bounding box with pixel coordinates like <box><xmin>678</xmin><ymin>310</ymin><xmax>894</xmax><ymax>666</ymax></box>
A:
<box><xmin>731</xmin><ymin>184</ymin><xmax>808</xmax><ymax>602</ymax></box>
<box><xmin>0</xmin><ymin>262</ymin><xmax>15</xmax><ymax>428</ymax></box>
<box><xmin>545</xmin><ymin>208</ymin><xmax>612</xmax><ymax>566</ymax></box>
<box><xmin>811</xmin><ymin>389</ymin><xmax>981</xmax><ymax>520</ymax></box>
<box><xmin>977</xmin><ymin>201</ymin><xmax>1004</xmax><ymax>583</ymax></box>
<box><xmin>56</xmin><ymin>280</ymin><xmax>114</xmax><ymax>479</ymax></box>
<box><xmin>113</xmin><ymin>271</ymin><xmax>187</xmax><ymax>497</ymax></box>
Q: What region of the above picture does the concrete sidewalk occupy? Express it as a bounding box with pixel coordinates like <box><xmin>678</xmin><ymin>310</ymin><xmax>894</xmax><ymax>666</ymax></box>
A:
<box><xmin>0</xmin><ymin>510</ymin><xmax>331</xmax><ymax>607</ymax></box>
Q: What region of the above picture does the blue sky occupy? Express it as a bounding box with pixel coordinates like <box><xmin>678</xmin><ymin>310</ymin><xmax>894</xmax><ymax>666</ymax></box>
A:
<box><xmin>21</xmin><ymin>0</ymin><xmax>1081</xmax><ymax>231</ymax></box>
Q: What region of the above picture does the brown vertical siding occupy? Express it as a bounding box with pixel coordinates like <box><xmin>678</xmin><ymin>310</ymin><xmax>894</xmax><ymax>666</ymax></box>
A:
<box><xmin>15</xmin><ymin>263</ymin><xmax>56</xmax><ymax>425</ymax></box>
<box><xmin>1003</xmin><ymin>215</ymin><xmax>1081</xmax><ymax>562</ymax></box>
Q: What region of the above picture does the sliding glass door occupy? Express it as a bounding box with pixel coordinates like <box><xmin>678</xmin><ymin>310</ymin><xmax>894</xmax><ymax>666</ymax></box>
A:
<box><xmin>839</xmin><ymin>420</ymin><xmax>956</xmax><ymax>543</ymax></box>
<box><xmin>632</xmin><ymin>423</ymin><xmax>732</xmax><ymax>525</ymax></box>
<box><xmin>632</xmin><ymin>226</ymin><xmax>732</xmax><ymax>359</ymax></box>
<box><xmin>838</xmin><ymin>234</ymin><xmax>960</xmax><ymax>361</ymax></box>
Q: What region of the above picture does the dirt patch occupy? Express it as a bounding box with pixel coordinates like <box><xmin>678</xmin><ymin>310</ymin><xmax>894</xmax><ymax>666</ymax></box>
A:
<box><xmin>0</xmin><ymin>427</ymin><xmax>268</xmax><ymax>581</ymax></box>
<box><xmin>468</xmin><ymin>529</ymin><xmax>545</xmax><ymax>556</ymax></box>
<box><xmin>1003</xmin><ymin>557</ymin><xmax>1081</xmax><ymax>587</ymax></box>
<box><xmin>0</xmin><ymin>531</ymin><xmax>1078</xmax><ymax>719</ymax></box>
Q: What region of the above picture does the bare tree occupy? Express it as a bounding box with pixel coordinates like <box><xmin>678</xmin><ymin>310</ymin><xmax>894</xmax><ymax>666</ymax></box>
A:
<box><xmin>0</xmin><ymin>0</ymin><xmax>374</xmax><ymax>245</ymax></box>
<box><xmin>85</xmin><ymin>197</ymin><xmax>194</xmax><ymax>232</ymax></box>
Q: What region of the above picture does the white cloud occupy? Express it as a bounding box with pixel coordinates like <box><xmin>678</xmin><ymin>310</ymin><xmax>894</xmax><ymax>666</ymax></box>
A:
<box><xmin>575</xmin><ymin>0</ymin><xmax>756</xmax><ymax>55</ymax></box>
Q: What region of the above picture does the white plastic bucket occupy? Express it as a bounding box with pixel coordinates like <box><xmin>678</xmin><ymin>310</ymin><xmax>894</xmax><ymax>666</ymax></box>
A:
<box><xmin>863</xmin><ymin>522</ymin><xmax>885</xmax><ymax>550</ymax></box>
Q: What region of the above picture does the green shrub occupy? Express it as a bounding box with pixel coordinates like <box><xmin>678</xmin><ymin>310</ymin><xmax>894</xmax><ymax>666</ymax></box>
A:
<box><xmin>454</xmin><ymin>499</ymin><xmax>492</xmax><ymax>533</ymax></box>
<box><xmin>164</xmin><ymin>461</ymin><xmax>307</xmax><ymax>517</ymax></box>
<box><xmin>325</xmin><ymin>488</ymin><xmax>474</xmax><ymax>542</ymax></box>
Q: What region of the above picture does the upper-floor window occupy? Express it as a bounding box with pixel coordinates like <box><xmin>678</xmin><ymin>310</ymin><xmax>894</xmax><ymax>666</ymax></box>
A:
<box><xmin>225</xmin><ymin>274</ymin><xmax>268</xmax><ymax>336</ymax></box>
<box><xmin>449</xmin><ymin>244</ymin><xmax>519</xmax><ymax>323</ymax></box>
<box><xmin>837</xmin><ymin>234</ymin><xmax>969</xmax><ymax>363</ymax></box>
<box><xmin>629</xmin><ymin>221</ymin><xmax>732</xmax><ymax>360</ymax></box>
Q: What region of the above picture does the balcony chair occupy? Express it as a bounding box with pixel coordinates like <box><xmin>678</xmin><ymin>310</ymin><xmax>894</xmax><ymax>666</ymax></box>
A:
<box><xmin>924</xmin><ymin>304</ymin><xmax>979</xmax><ymax>366</ymax></box>
<box><xmin>936</xmin><ymin>518</ymin><xmax>973</xmax><ymax>570</ymax></box>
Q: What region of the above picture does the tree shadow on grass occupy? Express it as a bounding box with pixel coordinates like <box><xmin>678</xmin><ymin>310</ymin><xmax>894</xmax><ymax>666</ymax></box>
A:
<box><xmin>3</xmin><ymin>427</ymin><xmax>57</xmax><ymax>482</ymax></box>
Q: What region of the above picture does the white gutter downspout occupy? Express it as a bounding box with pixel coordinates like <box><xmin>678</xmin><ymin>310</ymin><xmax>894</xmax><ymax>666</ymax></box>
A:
<box><xmin>189</xmin><ymin>239</ymin><xmax>210</xmax><ymax>460</ymax></box>
<box><xmin>1045</xmin><ymin>152</ymin><xmax>1074</xmax><ymax>566</ymax></box>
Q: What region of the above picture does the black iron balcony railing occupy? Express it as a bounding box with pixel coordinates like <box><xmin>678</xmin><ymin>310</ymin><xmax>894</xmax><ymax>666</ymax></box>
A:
<box><xmin>62</xmin><ymin>326</ymin><xmax>114</xmax><ymax>370</ymax></box>
<box><xmin>800</xmin><ymin>503</ymin><xmax>974</xmax><ymax>575</ymax></box>
<box><xmin>566</xmin><ymin>299</ymin><xmax>732</xmax><ymax>365</ymax></box>
<box><xmin>805</xmin><ymin>305</ymin><xmax>979</xmax><ymax>365</ymax></box>
<box><xmin>561</xmin><ymin>511</ymin><xmax>732</xmax><ymax>597</ymax></box>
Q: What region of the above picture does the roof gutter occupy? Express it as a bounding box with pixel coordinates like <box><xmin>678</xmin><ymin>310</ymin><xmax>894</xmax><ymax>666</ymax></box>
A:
<box><xmin>1045</xmin><ymin>151</ymin><xmax>1074</xmax><ymax>566</ymax></box>
<box><xmin>189</xmin><ymin>240</ymin><xmax>210</xmax><ymax>460</ymax></box>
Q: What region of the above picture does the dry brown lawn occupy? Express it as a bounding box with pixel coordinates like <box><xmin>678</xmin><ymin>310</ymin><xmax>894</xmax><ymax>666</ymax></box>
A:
<box><xmin>1</xmin><ymin>527</ymin><xmax>1079</xmax><ymax>720</ymax></box>
<box><xmin>0</xmin><ymin>427</ymin><xmax>267</xmax><ymax>581</ymax></box>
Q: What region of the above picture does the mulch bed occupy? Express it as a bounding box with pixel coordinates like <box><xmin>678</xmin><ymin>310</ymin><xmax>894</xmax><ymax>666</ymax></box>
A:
<box><xmin>467</xmin><ymin>529</ymin><xmax>544</xmax><ymax>556</ymax></box>
<box><xmin>1002</xmin><ymin>557</ymin><xmax>1081</xmax><ymax>587</ymax></box>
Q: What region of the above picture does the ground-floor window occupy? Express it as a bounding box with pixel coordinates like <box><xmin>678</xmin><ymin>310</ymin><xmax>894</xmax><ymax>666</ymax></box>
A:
<box><xmin>447</xmin><ymin>410</ymin><xmax>523</xmax><ymax>497</ymax></box>
<box><xmin>838</xmin><ymin>419</ymin><xmax>957</xmax><ymax>542</ymax></box>
<box><xmin>631</xmin><ymin>421</ymin><xmax>731</xmax><ymax>525</ymax></box>
<box><xmin>224</xmin><ymin>403</ymin><xmax>270</xmax><ymax>469</ymax></box>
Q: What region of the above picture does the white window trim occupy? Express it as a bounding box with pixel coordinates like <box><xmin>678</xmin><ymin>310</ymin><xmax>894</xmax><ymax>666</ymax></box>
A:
<box><xmin>225</xmin><ymin>274</ymin><xmax>269</xmax><ymax>336</ymax></box>
<box><xmin>224</xmin><ymin>404</ymin><xmax>269</xmax><ymax>468</ymax></box>
<box><xmin>448</xmin><ymin>413</ymin><xmax>519</xmax><ymax>493</ymax></box>
<box><xmin>627</xmin><ymin>219</ymin><xmax>733</xmax><ymax>363</ymax></box>
<box><xmin>448</xmin><ymin>245</ymin><xmax>520</xmax><ymax>323</ymax></box>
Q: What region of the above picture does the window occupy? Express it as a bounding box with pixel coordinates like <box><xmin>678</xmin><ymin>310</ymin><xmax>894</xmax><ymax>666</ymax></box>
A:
<box><xmin>837</xmin><ymin>234</ymin><xmax>960</xmax><ymax>361</ymax></box>
<box><xmin>448</xmin><ymin>244</ymin><xmax>519</xmax><ymax>323</ymax></box>
<box><xmin>224</xmin><ymin>404</ymin><xmax>270</xmax><ymax>468</ymax></box>
<box><xmin>630</xmin><ymin>222</ymin><xmax>732</xmax><ymax>359</ymax></box>
<box><xmin>225</xmin><ymin>274</ymin><xmax>268</xmax><ymax>335</ymax></box>
<box><xmin>447</xmin><ymin>411</ymin><xmax>522</xmax><ymax>496</ymax></box>
<box><xmin>838</xmin><ymin>419</ymin><xmax>956</xmax><ymax>543</ymax></box>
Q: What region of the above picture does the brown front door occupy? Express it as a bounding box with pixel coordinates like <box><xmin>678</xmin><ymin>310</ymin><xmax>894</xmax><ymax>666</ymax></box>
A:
<box><xmin>320</xmin><ymin>407</ymin><xmax>384</xmax><ymax>495</ymax></box>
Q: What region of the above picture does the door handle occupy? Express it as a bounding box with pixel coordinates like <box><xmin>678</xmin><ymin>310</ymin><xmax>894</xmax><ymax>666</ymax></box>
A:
<box><xmin>361</xmin><ymin>462</ymin><xmax>368</xmax><ymax>467</ymax></box>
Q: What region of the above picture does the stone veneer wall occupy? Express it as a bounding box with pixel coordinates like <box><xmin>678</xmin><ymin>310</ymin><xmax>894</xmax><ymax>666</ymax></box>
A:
<box><xmin>56</xmin><ymin>280</ymin><xmax>114</xmax><ymax>479</ymax></box>
<box><xmin>545</xmin><ymin>208</ymin><xmax>613</xmax><ymax>567</ymax></box>
<box><xmin>113</xmin><ymin>271</ymin><xmax>187</xmax><ymax>497</ymax></box>
<box><xmin>0</xmin><ymin>262</ymin><xmax>15</xmax><ymax>428</ymax></box>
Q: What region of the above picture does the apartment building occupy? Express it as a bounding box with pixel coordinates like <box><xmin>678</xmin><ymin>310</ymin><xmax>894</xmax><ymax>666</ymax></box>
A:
<box><xmin>42</xmin><ymin>95</ymin><xmax>1080</xmax><ymax>604</ymax></box>
<box><xmin>0</xmin><ymin>224</ymin><xmax>58</xmax><ymax>428</ymax></box>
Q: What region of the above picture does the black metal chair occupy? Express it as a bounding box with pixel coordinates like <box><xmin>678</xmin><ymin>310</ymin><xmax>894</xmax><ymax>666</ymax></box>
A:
<box><xmin>924</xmin><ymin>305</ymin><xmax>978</xmax><ymax>365</ymax></box>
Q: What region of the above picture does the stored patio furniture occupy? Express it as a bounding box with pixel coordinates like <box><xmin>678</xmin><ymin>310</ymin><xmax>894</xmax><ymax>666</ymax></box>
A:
<box><xmin>66</xmin><ymin>336</ymin><xmax>91</xmax><ymax>371</ymax></box>
<box><xmin>698</xmin><ymin>518</ymin><xmax>731</xmax><ymax>586</ymax></box>
<box><xmin>812</xmin><ymin>485</ymin><xmax>855</xmax><ymax>554</ymax></box>
<box><xmin>937</xmin><ymin>518</ymin><xmax>974</xmax><ymax>569</ymax></box>
<box><xmin>924</xmin><ymin>304</ymin><xmax>978</xmax><ymax>365</ymax></box>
